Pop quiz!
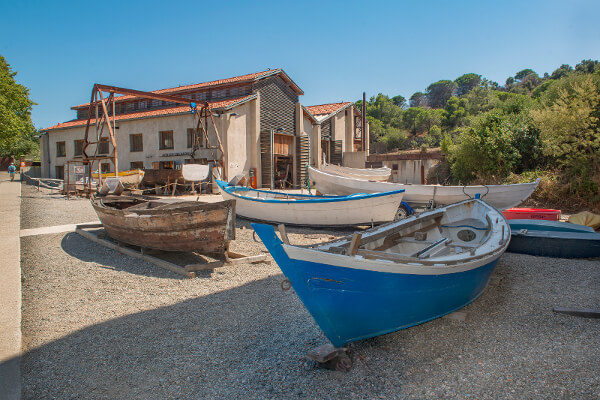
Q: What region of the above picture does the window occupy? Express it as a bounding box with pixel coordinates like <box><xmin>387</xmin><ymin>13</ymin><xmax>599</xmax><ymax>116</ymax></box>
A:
<box><xmin>130</xmin><ymin>161</ymin><xmax>144</xmax><ymax>170</ymax></box>
<box><xmin>187</xmin><ymin>128</ymin><xmax>203</xmax><ymax>148</ymax></box>
<box><xmin>98</xmin><ymin>138</ymin><xmax>110</xmax><ymax>154</ymax></box>
<box><xmin>160</xmin><ymin>161</ymin><xmax>174</xmax><ymax>169</ymax></box>
<box><xmin>130</xmin><ymin>134</ymin><xmax>143</xmax><ymax>152</ymax></box>
<box><xmin>159</xmin><ymin>130</ymin><xmax>174</xmax><ymax>150</ymax></box>
<box><xmin>100</xmin><ymin>163</ymin><xmax>111</xmax><ymax>173</ymax></box>
<box><xmin>55</xmin><ymin>165</ymin><xmax>64</xmax><ymax>179</ymax></box>
<box><xmin>73</xmin><ymin>140</ymin><xmax>84</xmax><ymax>157</ymax></box>
<box><xmin>56</xmin><ymin>141</ymin><xmax>66</xmax><ymax>157</ymax></box>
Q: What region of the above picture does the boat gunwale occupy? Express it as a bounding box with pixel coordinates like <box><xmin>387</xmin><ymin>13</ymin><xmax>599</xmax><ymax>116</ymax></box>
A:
<box><xmin>216</xmin><ymin>179</ymin><xmax>405</xmax><ymax>204</ymax></box>
<box><xmin>281</xmin><ymin>199</ymin><xmax>510</xmax><ymax>271</ymax></box>
<box><xmin>310</xmin><ymin>166</ymin><xmax>540</xmax><ymax>189</ymax></box>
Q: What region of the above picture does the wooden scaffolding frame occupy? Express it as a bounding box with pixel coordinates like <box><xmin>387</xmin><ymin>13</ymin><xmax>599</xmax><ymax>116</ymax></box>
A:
<box><xmin>80</xmin><ymin>83</ymin><xmax>227</xmax><ymax>194</ymax></box>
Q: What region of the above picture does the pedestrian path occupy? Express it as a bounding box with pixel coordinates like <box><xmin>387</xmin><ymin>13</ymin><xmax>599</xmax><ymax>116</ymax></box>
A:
<box><xmin>20</xmin><ymin>221</ymin><xmax>100</xmax><ymax>237</ymax></box>
<box><xmin>0</xmin><ymin>172</ymin><xmax>22</xmax><ymax>400</ymax></box>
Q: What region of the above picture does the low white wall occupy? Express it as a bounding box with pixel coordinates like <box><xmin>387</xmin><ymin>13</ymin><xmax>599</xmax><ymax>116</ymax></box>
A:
<box><xmin>343</xmin><ymin>151</ymin><xmax>366</xmax><ymax>168</ymax></box>
<box><xmin>387</xmin><ymin>159</ymin><xmax>440</xmax><ymax>184</ymax></box>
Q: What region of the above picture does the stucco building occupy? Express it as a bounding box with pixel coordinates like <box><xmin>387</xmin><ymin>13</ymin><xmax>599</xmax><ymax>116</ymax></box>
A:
<box><xmin>40</xmin><ymin>68</ymin><xmax>369</xmax><ymax>189</ymax></box>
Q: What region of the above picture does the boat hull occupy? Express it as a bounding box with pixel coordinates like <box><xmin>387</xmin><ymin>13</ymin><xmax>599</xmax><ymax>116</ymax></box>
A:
<box><xmin>502</xmin><ymin>208</ymin><xmax>561</xmax><ymax>220</ymax></box>
<box><xmin>253</xmin><ymin>220</ymin><xmax>504</xmax><ymax>347</ymax></box>
<box><xmin>92</xmin><ymin>169</ymin><xmax>144</xmax><ymax>186</ymax></box>
<box><xmin>309</xmin><ymin>166</ymin><xmax>539</xmax><ymax>210</ymax></box>
<box><xmin>217</xmin><ymin>181</ymin><xmax>404</xmax><ymax>226</ymax></box>
<box><xmin>92</xmin><ymin>198</ymin><xmax>235</xmax><ymax>254</ymax></box>
<box><xmin>507</xmin><ymin>230</ymin><xmax>600</xmax><ymax>258</ymax></box>
<box><xmin>322</xmin><ymin>164</ymin><xmax>391</xmax><ymax>181</ymax></box>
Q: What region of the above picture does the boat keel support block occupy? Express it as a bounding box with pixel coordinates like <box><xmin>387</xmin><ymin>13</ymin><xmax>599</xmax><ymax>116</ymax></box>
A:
<box><xmin>306</xmin><ymin>344</ymin><xmax>353</xmax><ymax>372</ymax></box>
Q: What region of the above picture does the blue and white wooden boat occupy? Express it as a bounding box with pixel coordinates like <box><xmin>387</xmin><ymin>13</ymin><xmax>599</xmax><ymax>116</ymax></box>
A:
<box><xmin>216</xmin><ymin>180</ymin><xmax>405</xmax><ymax>227</ymax></box>
<box><xmin>507</xmin><ymin>219</ymin><xmax>600</xmax><ymax>258</ymax></box>
<box><xmin>253</xmin><ymin>199</ymin><xmax>510</xmax><ymax>347</ymax></box>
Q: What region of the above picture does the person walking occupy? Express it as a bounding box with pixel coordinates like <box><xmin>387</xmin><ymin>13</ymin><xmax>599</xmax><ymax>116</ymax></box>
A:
<box><xmin>8</xmin><ymin>162</ymin><xmax>16</xmax><ymax>182</ymax></box>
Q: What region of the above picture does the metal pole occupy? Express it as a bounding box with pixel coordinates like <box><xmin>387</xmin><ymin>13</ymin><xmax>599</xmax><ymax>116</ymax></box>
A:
<box><xmin>362</xmin><ymin>92</ymin><xmax>366</xmax><ymax>152</ymax></box>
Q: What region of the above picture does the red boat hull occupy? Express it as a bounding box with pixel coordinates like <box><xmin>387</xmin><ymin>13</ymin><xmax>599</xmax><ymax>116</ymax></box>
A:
<box><xmin>502</xmin><ymin>208</ymin><xmax>561</xmax><ymax>221</ymax></box>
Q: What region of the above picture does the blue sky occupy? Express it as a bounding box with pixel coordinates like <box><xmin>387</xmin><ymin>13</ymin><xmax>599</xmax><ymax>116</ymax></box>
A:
<box><xmin>1</xmin><ymin>0</ymin><xmax>599</xmax><ymax>130</ymax></box>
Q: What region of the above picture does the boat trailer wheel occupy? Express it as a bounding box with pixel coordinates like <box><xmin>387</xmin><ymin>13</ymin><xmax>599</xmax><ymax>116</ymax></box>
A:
<box><xmin>394</xmin><ymin>204</ymin><xmax>411</xmax><ymax>221</ymax></box>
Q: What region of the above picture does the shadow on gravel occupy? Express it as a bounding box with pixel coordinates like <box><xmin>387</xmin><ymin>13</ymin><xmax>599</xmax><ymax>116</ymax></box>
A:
<box><xmin>10</xmin><ymin>257</ymin><xmax>600</xmax><ymax>399</ymax></box>
<box><xmin>13</xmin><ymin>276</ymin><xmax>340</xmax><ymax>399</ymax></box>
<box><xmin>60</xmin><ymin>232</ymin><xmax>198</xmax><ymax>280</ymax></box>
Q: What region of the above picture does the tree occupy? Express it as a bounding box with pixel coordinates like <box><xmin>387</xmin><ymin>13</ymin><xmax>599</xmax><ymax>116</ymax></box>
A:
<box><xmin>409</xmin><ymin>92</ymin><xmax>427</xmax><ymax>108</ymax></box>
<box><xmin>531</xmin><ymin>74</ymin><xmax>600</xmax><ymax>178</ymax></box>
<box><xmin>550</xmin><ymin>64</ymin><xmax>572</xmax><ymax>80</ymax></box>
<box><xmin>449</xmin><ymin>111</ymin><xmax>523</xmax><ymax>182</ymax></box>
<box><xmin>402</xmin><ymin>107</ymin><xmax>427</xmax><ymax>135</ymax></box>
<box><xmin>442</xmin><ymin>97</ymin><xmax>468</xmax><ymax>128</ymax></box>
<box><xmin>380</xmin><ymin>127</ymin><xmax>407</xmax><ymax>151</ymax></box>
<box><xmin>455</xmin><ymin>73</ymin><xmax>481</xmax><ymax>96</ymax></box>
<box><xmin>426</xmin><ymin>80</ymin><xmax>457</xmax><ymax>108</ymax></box>
<box><xmin>391</xmin><ymin>95</ymin><xmax>407</xmax><ymax>109</ymax></box>
<box><xmin>420</xmin><ymin>109</ymin><xmax>443</xmax><ymax>134</ymax></box>
<box><xmin>575</xmin><ymin>59</ymin><xmax>599</xmax><ymax>74</ymax></box>
<box><xmin>0</xmin><ymin>54</ymin><xmax>37</xmax><ymax>158</ymax></box>
<box><xmin>514</xmin><ymin>68</ymin><xmax>537</xmax><ymax>81</ymax></box>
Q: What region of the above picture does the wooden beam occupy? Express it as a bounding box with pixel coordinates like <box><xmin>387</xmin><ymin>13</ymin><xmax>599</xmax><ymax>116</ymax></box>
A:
<box><xmin>94</xmin><ymin>83</ymin><xmax>206</xmax><ymax>106</ymax></box>
<box><xmin>278</xmin><ymin>224</ymin><xmax>290</xmax><ymax>245</ymax></box>
<box><xmin>346</xmin><ymin>233</ymin><xmax>362</xmax><ymax>256</ymax></box>
<box><xmin>75</xmin><ymin>227</ymin><xmax>195</xmax><ymax>278</ymax></box>
<box><xmin>185</xmin><ymin>261</ymin><xmax>224</xmax><ymax>271</ymax></box>
<box><xmin>98</xmin><ymin>92</ymin><xmax>118</xmax><ymax>176</ymax></box>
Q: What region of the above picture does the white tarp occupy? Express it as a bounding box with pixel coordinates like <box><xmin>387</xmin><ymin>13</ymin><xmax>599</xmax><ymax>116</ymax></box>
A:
<box><xmin>182</xmin><ymin>164</ymin><xmax>210</xmax><ymax>181</ymax></box>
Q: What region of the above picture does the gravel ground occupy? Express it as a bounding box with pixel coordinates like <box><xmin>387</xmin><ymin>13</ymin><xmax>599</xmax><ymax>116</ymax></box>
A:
<box><xmin>19</xmin><ymin>184</ymin><xmax>600</xmax><ymax>399</ymax></box>
<box><xmin>20</xmin><ymin>184</ymin><xmax>98</xmax><ymax>229</ymax></box>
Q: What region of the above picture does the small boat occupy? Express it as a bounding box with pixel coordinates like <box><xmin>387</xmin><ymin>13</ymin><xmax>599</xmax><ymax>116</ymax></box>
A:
<box><xmin>93</xmin><ymin>169</ymin><xmax>145</xmax><ymax>186</ymax></box>
<box><xmin>309</xmin><ymin>166</ymin><xmax>540</xmax><ymax>210</ymax></box>
<box><xmin>91</xmin><ymin>195</ymin><xmax>235</xmax><ymax>254</ymax></box>
<box><xmin>216</xmin><ymin>180</ymin><xmax>405</xmax><ymax>226</ymax></box>
<box><xmin>321</xmin><ymin>163</ymin><xmax>391</xmax><ymax>182</ymax></box>
<box><xmin>502</xmin><ymin>208</ymin><xmax>561</xmax><ymax>221</ymax></box>
<box><xmin>253</xmin><ymin>199</ymin><xmax>509</xmax><ymax>347</ymax></box>
<box><xmin>507</xmin><ymin>219</ymin><xmax>600</xmax><ymax>258</ymax></box>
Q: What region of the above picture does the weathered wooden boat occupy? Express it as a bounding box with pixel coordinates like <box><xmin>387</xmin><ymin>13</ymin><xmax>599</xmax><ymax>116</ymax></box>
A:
<box><xmin>91</xmin><ymin>195</ymin><xmax>235</xmax><ymax>254</ymax></box>
<box><xmin>502</xmin><ymin>208</ymin><xmax>561</xmax><ymax>221</ymax></box>
<box><xmin>507</xmin><ymin>219</ymin><xmax>600</xmax><ymax>258</ymax></box>
<box><xmin>308</xmin><ymin>166</ymin><xmax>540</xmax><ymax>210</ymax></box>
<box><xmin>321</xmin><ymin>163</ymin><xmax>391</xmax><ymax>181</ymax></box>
<box><xmin>253</xmin><ymin>199</ymin><xmax>510</xmax><ymax>347</ymax></box>
<box><xmin>216</xmin><ymin>180</ymin><xmax>405</xmax><ymax>226</ymax></box>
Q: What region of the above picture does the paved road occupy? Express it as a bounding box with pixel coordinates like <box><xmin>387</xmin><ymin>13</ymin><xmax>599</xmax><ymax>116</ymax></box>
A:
<box><xmin>0</xmin><ymin>171</ymin><xmax>21</xmax><ymax>399</ymax></box>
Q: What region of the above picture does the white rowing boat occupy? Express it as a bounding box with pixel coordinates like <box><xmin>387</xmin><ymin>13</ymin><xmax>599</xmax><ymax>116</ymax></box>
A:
<box><xmin>308</xmin><ymin>166</ymin><xmax>540</xmax><ymax>210</ymax></box>
<box><xmin>216</xmin><ymin>180</ymin><xmax>405</xmax><ymax>226</ymax></box>
<box><xmin>321</xmin><ymin>163</ymin><xmax>391</xmax><ymax>181</ymax></box>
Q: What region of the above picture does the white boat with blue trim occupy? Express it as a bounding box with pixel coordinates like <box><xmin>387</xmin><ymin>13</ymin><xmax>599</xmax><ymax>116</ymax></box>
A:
<box><xmin>253</xmin><ymin>199</ymin><xmax>510</xmax><ymax>347</ymax></box>
<box><xmin>216</xmin><ymin>180</ymin><xmax>405</xmax><ymax>227</ymax></box>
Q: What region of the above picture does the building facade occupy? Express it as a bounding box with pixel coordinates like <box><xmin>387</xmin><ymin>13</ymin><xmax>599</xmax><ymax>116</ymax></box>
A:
<box><xmin>40</xmin><ymin>69</ymin><xmax>369</xmax><ymax>189</ymax></box>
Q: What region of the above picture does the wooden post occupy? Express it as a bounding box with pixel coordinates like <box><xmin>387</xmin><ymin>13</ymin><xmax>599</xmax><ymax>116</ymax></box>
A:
<box><xmin>346</xmin><ymin>233</ymin><xmax>362</xmax><ymax>256</ymax></box>
<box><xmin>278</xmin><ymin>224</ymin><xmax>290</xmax><ymax>245</ymax></box>
<box><xmin>98</xmin><ymin>92</ymin><xmax>118</xmax><ymax>177</ymax></box>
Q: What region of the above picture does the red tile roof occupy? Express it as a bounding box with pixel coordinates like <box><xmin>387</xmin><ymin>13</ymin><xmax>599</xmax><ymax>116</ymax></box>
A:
<box><xmin>305</xmin><ymin>102</ymin><xmax>353</xmax><ymax>116</ymax></box>
<box><xmin>43</xmin><ymin>95</ymin><xmax>255</xmax><ymax>132</ymax></box>
<box><xmin>72</xmin><ymin>68</ymin><xmax>302</xmax><ymax>109</ymax></box>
